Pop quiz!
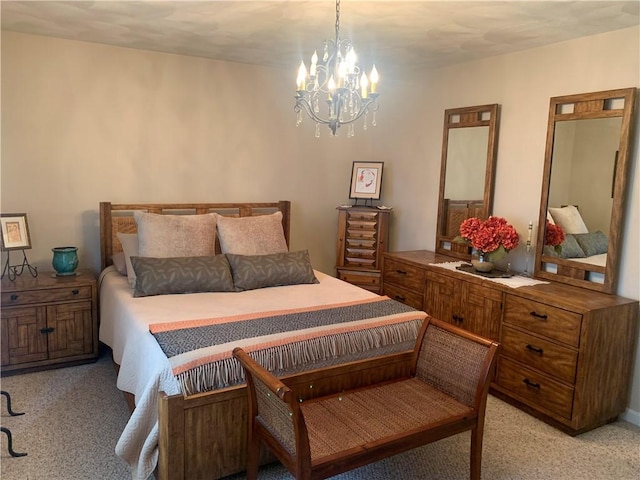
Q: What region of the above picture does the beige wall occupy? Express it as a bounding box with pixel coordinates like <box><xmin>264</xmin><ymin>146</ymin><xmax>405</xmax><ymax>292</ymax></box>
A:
<box><xmin>2</xmin><ymin>27</ymin><xmax>639</xmax><ymax>417</ymax></box>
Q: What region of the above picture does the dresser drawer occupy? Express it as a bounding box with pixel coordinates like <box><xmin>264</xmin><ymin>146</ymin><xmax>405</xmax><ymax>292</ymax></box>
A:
<box><xmin>1</xmin><ymin>285</ymin><xmax>93</xmax><ymax>307</ymax></box>
<box><xmin>503</xmin><ymin>295</ymin><xmax>582</xmax><ymax>347</ymax></box>
<box><xmin>383</xmin><ymin>283</ymin><xmax>423</xmax><ymax>310</ymax></box>
<box><xmin>337</xmin><ymin>270</ymin><xmax>381</xmax><ymax>293</ymax></box>
<box><xmin>501</xmin><ymin>325</ymin><xmax>578</xmax><ymax>384</ymax></box>
<box><xmin>497</xmin><ymin>356</ymin><xmax>574</xmax><ymax>420</ymax></box>
<box><xmin>383</xmin><ymin>259</ymin><xmax>425</xmax><ymax>293</ymax></box>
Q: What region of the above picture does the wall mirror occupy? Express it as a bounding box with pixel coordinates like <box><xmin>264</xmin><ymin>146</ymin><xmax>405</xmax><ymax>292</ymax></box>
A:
<box><xmin>435</xmin><ymin>104</ymin><xmax>500</xmax><ymax>259</ymax></box>
<box><xmin>534</xmin><ymin>88</ymin><xmax>637</xmax><ymax>294</ymax></box>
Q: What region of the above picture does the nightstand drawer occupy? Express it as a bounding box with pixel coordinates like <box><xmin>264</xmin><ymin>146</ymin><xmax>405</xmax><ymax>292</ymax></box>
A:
<box><xmin>497</xmin><ymin>356</ymin><xmax>574</xmax><ymax>420</ymax></box>
<box><xmin>2</xmin><ymin>285</ymin><xmax>93</xmax><ymax>306</ymax></box>
<box><xmin>337</xmin><ymin>270</ymin><xmax>380</xmax><ymax>288</ymax></box>
<box><xmin>383</xmin><ymin>283</ymin><xmax>423</xmax><ymax>310</ymax></box>
<box><xmin>501</xmin><ymin>325</ymin><xmax>578</xmax><ymax>384</ymax></box>
<box><xmin>383</xmin><ymin>259</ymin><xmax>425</xmax><ymax>293</ymax></box>
<box><xmin>503</xmin><ymin>295</ymin><xmax>582</xmax><ymax>347</ymax></box>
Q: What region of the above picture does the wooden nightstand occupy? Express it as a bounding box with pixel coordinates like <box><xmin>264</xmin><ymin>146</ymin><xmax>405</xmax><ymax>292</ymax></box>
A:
<box><xmin>1</xmin><ymin>270</ymin><xmax>98</xmax><ymax>375</ymax></box>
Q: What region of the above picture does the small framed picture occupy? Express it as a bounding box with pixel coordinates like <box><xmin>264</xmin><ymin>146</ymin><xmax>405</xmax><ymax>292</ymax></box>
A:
<box><xmin>1</xmin><ymin>213</ymin><xmax>32</xmax><ymax>251</ymax></box>
<box><xmin>349</xmin><ymin>161</ymin><xmax>384</xmax><ymax>200</ymax></box>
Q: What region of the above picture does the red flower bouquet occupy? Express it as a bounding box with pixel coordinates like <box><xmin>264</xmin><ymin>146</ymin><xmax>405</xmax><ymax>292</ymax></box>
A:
<box><xmin>457</xmin><ymin>216</ymin><xmax>520</xmax><ymax>262</ymax></box>
<box><xmin>545</xmin><ymin>220</ymin><xmax>565</xmax><ymax>254</ymax></box>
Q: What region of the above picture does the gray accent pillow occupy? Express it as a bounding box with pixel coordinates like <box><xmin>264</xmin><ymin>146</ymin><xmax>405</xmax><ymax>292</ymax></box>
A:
<box><xmin>226</xmin><ymin>250</ymin><xmax>319</xmax><ymax>291</ymax></box>
<box><xmin>543</xmin><ymin>234</ymin><xmax>586</xmax><ymax>259</ymax></box>
<box><xmin>573</xmin><ymin>231</ymin><xmax>608</xmax><ymax>257</ymax></box>
<box><xmin>130</xmin><ymin>255</ymin><xmax>234</xmax><ymax>297</ymax></box>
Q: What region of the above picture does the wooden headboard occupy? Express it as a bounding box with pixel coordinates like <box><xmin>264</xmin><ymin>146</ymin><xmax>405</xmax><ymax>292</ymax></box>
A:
<box><xmin>99</xmin><ymin>201</ymin><xmax>291</xmax><ymax>271</ymax></box>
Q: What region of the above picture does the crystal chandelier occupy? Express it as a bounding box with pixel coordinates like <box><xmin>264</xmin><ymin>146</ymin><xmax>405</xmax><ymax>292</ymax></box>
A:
<box><xmin>295</xmin><ymin>0</ymin><xmax>379</xmax><ymax>137</ymax></box>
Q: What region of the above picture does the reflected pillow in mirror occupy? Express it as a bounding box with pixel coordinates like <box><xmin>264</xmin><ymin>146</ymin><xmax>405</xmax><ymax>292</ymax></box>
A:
<box><xmin>548</xmin><ymin>205</ymin><xmax>589</xmax><ymax>234</ymax></box>
<box><xmin>573</xmin><ymin>231</ymin><xmax>608</xmax><ymax>257</ymax></box>
<box><xmin>543</xmin><ymin>234</ymin><xmax>586</xmax><ymax>259</ymax></box>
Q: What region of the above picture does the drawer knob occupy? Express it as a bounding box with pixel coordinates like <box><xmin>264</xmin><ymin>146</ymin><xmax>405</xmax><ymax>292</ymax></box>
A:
<box><xmin>394</xmin><ymin>295</ymin><xmax>406</xmax><ymax>302</ymax></box>
<box><xmin>525</xmin><ymin>344</ymin><xmax>544</xmax><ymax>355</ymax></box>
<box><xmin>396</xmin><ymin>270</ymin><xmax>407</xmax><ymax>275</ymax></box>
<box><xmin>529</xmin><ymin>311</ymin><xmax>548</xmax><ymax>320</ymax></box>
<box><xmin>40</xmin><ymin>327</ymin><xmax>55</xmax><ymax>334</ymax></box>
<box><xmin>523</xmin><ymin>378</ymin><xmax>540</xmax><ymax>390</ymax></box>
<box><xmin>10</xmin><ymin>294</ymin><xmax>18</xmax><ymax>301</ymax></box>
<box><xmin>71</xmin><ymin>289</ymin><xmax>80</xmax><ymax>295</ymax></box>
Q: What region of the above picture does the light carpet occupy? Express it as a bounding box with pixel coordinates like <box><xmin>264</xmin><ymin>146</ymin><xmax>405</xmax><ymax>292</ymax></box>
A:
<box><xmin>1</xmin><ymin>348</ymin><xmax>639</xmax><ymax>480</ymax></box>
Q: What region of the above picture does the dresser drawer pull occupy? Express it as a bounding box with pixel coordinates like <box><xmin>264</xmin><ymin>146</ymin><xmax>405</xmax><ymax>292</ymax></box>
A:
<box><xmin>10</xmin><ymin>294</ymin><xmax>18</xmax><ymax>301</ymax></box>
<box><xmin>394</xmin><ymin>295</ymin><xmax>406</xmax><ymax>302</ymax></box>
<box><xmin>396</xmin><ymin>269</ymin><xmax>407</xmax><ymax>275</ymax></box>
<box><xmin>529</xmin><ymin>311</ymin><xmax>548</xmax><ymax>320</ymax></box>
<box><xmin>452</xmin><ymin>314</ymin><xmax>464</xmax><ymax>323</ymax></box>
<box><xmin>71</xmin><ymin>289</ymin><xmax>80</xmax><ymax>295</ymax></box>
<box><xmin>525</xmin><ymin>344</ymin><xmax>544</xmax><ymax>355</ymax></box>
<box><xmin>523</xmin><ymin>378</ymin><xmax>540</xmax><ymax>389</ymax></box>
<box><xmin>40</xmin><ymin>327</ymin><xmax>55</xmax><ymax>334</ymax></box>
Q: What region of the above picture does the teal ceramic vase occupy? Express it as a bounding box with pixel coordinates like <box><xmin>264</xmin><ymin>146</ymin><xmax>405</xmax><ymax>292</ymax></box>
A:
<box><xmin>52</xmin><ymin>247</ymin><xmax>79</xmax><ymax>276</ymax></box>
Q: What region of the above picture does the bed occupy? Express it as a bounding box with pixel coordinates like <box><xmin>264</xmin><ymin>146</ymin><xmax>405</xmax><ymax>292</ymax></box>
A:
<box><xmin>98</xmin><ymin>201</ymin><xmax>425</xmax><ymax>480</ymax></box>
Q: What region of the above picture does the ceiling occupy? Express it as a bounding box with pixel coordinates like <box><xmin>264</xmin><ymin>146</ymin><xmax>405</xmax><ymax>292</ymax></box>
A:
<box><xmin>2</xmin><ymin>1</ymin><xmax>639</xmax><ymax>71</ymax></box>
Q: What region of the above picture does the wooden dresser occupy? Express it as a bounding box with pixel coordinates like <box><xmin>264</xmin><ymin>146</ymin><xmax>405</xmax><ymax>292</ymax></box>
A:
<box><xmin>1</xmin><ymin>270</ymin><xmax>99</xmax><ymax>375</ymax></box>
<box><xmin>335</xmin><ymin>206</ymin><xmax>391</xmax><ymax>293</ymax></box>
<box><xmin>382</xmin><ymin>250</ymin><xmax>639</xmax><ymax>435</ymax></box>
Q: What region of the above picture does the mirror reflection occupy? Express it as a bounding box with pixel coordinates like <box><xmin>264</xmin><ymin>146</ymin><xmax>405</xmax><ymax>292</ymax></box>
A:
<box><xmin>436</xmin><ymin>104</ymin><xmax>499</xmax><ymax>259</ymax></box>
<box><xmin>535</xmin><ymin>88</ymin><xmax>636</xmax><ymax>294</ymax></box>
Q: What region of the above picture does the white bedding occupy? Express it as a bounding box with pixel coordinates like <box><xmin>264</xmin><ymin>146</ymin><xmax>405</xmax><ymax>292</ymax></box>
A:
<box><xmin>99</xmin><ymin>266</ymin><xmax>381</xmax><ymax>480</ymax></box>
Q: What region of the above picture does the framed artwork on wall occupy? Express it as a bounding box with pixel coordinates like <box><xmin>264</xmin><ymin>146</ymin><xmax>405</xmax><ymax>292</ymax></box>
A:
<box><xmin>1</xmin><ymin>213</ymin><xmax>32</xmax><ymax>251</ymax></box>
<box><xmin>349</xmin><ymin>161</ymin><xmax>384</xmax><ymax>200</ymax></box>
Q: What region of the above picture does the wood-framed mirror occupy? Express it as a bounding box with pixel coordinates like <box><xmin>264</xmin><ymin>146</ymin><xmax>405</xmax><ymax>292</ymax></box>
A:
<box><xmin>435</xmin><ymin>104</ymin><xmax>500</xmax><ymax>259</ymax></box>
<box><xmin>534</xmin><ymin>88</ymin><xmax>637</xmax><ymax>294</ymax></box>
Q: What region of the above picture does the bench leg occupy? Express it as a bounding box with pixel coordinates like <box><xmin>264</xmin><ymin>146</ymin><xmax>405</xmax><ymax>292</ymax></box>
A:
<box><xmin>246</xmin><ymin>423</ymin><xmax>260</xmax><ymax>480</ymax></box>
<box><xmin>470</xmin><ymin>425</ymin><xmax>483</xmax><ymax>480</ymax></box>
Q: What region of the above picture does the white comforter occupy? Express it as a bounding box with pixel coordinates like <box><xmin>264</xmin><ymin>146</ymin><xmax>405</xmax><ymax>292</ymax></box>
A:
<box><xmin>98</xmin><ymin>267</ymin><xmax>379</xmax><ymax>480</ymax></box>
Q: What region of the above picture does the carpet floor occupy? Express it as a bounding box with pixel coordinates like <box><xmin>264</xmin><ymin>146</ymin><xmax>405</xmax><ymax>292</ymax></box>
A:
<box><xmin>1</xmin><ymin>347</ymin><xmax>639</xmax><ymax>480</ymax></box>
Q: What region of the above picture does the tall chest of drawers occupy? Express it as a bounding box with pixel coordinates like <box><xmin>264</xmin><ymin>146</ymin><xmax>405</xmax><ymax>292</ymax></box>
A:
<box><xmin>335</xmin><ymin>206</ymin><xmax>391</xmax><ymax>293</ymax></box>
<box><xmin>381</xmin><ymin>250</ymin><xmax>639</xmax><ymax>434</ymax></box>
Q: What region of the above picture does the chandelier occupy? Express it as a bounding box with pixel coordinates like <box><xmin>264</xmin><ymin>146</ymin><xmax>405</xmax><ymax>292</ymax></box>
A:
<box><xmin>294</xmin><ymin>0</ymin><xmax>379</xmax><ymax>137</ymax></box>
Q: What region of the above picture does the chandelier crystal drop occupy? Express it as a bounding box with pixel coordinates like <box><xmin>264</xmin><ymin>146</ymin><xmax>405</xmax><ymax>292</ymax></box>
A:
<box><xmin>294</xmin><ymin>0</ymin><xmax>379</xmax><ymax>137</ymax></box>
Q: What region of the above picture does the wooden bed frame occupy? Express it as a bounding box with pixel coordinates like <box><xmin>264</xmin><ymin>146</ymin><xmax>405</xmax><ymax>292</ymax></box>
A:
<box><xmin>99</xmin><ymin>201</ymin><xmax>412</xmax><ymax>480</ymax></box>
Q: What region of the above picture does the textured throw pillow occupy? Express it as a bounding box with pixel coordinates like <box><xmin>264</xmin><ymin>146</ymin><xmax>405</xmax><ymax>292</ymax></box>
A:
<box><xmin>573</xmin><ymin>231</ymin><xmax>608</xmax><ymax>257</ymax></box>
<box><xmin>130</xmin><ymin>255</ymin><xmax>235</xmax><ymax>297</ymax></box>
<box><xmin>116</xmin><ymin>232</ymin><xmax>139</xmax><ymax>285</ymax></box>
<box><xmin>216</xmin><ymin>211</ymin><xmax>288</xmax><ymax>255</ymax></box>
<box><xmin>111</xmin><ymin>252</ymin><xmax>128</xmax><ymax>276</ymax></box>
<box><xmin>226</xmin><ymin>250</ymin><xmax>318</xmax><ymax>291</ymax></box>
<box><xmin>134</xmin><ymin>212</ymin><xmax>217</xmax><ymax>258</ymax></box>
<box><xmin>548</xmin><ymin>205</ymin><xmax>589</xmax><ymax>234</ymax></box>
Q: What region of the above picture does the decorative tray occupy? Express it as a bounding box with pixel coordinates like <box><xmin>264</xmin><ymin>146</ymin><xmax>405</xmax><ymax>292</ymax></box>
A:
<box><xmin>456</xmin><ymin>264</ymin><xmax>513</xmax><ymax>279</ymax></box>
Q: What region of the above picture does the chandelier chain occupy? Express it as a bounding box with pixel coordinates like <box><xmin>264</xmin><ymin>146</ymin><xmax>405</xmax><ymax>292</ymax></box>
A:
<box><xmin>335</xmin><ymin>0</ymin><xmax>340</xmax><ymax>44</ymax></box>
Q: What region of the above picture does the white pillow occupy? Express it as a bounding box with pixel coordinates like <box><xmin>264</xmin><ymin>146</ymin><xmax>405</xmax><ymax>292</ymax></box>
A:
<box><xmin>116</xmin><ymin>232</ymin><xmax>139</xmax><ymax>286</ymax></box>
<box><xmin>546</xmin><ymin>211</ymin><xmax>555</xmax><ymax>225</ymax></box>
<box><xmin>134</xmin><ymin>212</ymin><xmax>217</xmax><ymax>258</ymax></box>
<box><xmin>548</xmin><ymin>205</ymin><xmax>589</xmax><ymax>234</ymax></box>
<box><xmin>216</xmin><ymin>211</ymin><xmax>288</xmax><ymax>255</ymax></box>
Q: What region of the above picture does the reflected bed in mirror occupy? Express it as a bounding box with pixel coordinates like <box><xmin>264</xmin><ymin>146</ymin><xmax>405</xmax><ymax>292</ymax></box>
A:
<box><xmin>435</xmin><ymin>104</ymin><xmax>500</xmax><ymax>259</ymax></box>
<box><xmin>534</xmin><ymin>88</ymin><xmax>637</xmax><ymax>294</ymax></box>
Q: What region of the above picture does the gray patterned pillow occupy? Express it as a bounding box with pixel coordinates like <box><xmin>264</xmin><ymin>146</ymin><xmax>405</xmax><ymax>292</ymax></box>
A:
<box><xmin>543</xmin><ymin>234</ymin><xmax>586</xmax><ymax>259</ymax></box>
<box><xmin>130</xmin><ymin>255</ymin><xmax>234</xmax><ymax>297</ymax></box>
<box><xmin>226</xmin><ymin>250</ymin><xmax>318</xmax><ymax>291</ymax></box>
<box><xmin>573</xmin><ymin>231</ymin><xmax>608</xmax><ymax>257</ymax></box>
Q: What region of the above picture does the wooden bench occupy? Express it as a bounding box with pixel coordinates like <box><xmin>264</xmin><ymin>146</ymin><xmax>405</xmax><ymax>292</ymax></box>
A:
<box><xmin>233</xmin><ymin>317</ymin><xmax>500</xmax><ymax>480</ymax></box>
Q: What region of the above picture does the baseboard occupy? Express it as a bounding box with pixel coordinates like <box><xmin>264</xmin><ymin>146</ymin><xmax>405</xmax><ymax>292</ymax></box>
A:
<box><xmin>621</xmin><ymin>407</ymin><xmax>640</xmax><ymax>427</ymax></box>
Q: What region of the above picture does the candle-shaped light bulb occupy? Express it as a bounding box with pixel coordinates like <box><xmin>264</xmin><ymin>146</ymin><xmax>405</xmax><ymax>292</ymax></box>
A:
<box><xmin>346</xmin><ymin>48</ymin><xmax>357</xmax><ymax>74</ymax></box>
<box><xmin>297</xmin><ymin>61</ymin><xmax>307</xmax><ymax>90</ymax></box>
<box><xmin>328</xmin><ymin>75</ymin><xmax>336</xmax><ymax>92</ymax></box>
<box><xmin>360</xmin><ymin>72</ymin><xmax>368</xmax><ymax>98</ymax></box>
<box><xmin>370</xmin><ymin>65</ymin><xmax>379</xmax><ymax>93</ymax></box>
<box><xmin>338</xmin><ymin>60</ymin><xmax>347</xmax><ymax>83</ymax></box>
<box><xmin>310</xmin><ymin>50</ymin><xmax>318</xmax><ymax>76</ymax></box>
